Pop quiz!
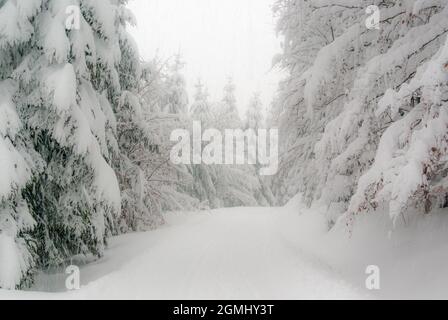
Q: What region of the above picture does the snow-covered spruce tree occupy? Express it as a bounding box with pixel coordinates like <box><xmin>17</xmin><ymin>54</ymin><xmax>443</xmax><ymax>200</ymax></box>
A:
<box><xmin>212</xmin><ymin>77</ymin><xmax>242</xmax><ymax>129</ymax></box>
<box><xmin>139</xmin><ymin>54</ymin><xmax>189</xmax><ymax>115</ymax></box>
<box><xmin>136</xmin><ymin>59</ymin><xmax>199</xmax><ymax>216</ymax></box>
<box><xmin>270</xmin><ymin>0</ymin><xmax>364</xmax><ymax>208</ymax></box>
<box><xmin>0</xmin><ymin>0</ymin><xmax>43</xmax><ymax>290</ymax></box>
<box><xmin>271</xmin><ymin>0</ymin><xmax>448</xmax><ymax>226</ymax></box>
<box><xmin>0</xmin><ymin>0</ymin><xmax>153</xmax><ymax>273</ymax></box>
<box><xmin>0</xmin><ymin>83</ymin><xmax>39</xmax><ymax>289</ymax></box>
<box><xmin>111</xmin><ymin>2</ymin><xmax>172</xmax><ymax>233</ymax></box>
<box><xmin>314</xmin><ymin>1</ymin><xmax>448</xmax><ymax>225</ymax></box>
<box><xmin>245</xmin><ymin>93</ymin><xmax>276</xmax><ymax>206</ymax></box>
<box><xmin>347</xmin><ymin>35</ymin><xmax>448</xmax><ymax>227</ymax></box>
<box><xmin>246</xmin><ymin>92</ymin><xmax>264</xmax><ymax>131</ymax></box>
<box><xmin>139</xmin><ymin>57</ymin><xmax>170</xmax><ymax>113</ymax></box>
<box><xmin>190</xmin><ymin>79</ymin><xmax>213</xmax><ymax>125</ymax></box>
<box><xmin>0</xmin><ymin>84</ymin><xmax>34</xmax><ymax>289</ymax></box>
<box><xmin>162</xmin><ymin>54</ymin><xmax>189</xmax><ymax>115</ymax></box>
<box><xmin>187</xmin><ymin>81</ymin><xmax>221</xmax><ymax>208</ymax></box>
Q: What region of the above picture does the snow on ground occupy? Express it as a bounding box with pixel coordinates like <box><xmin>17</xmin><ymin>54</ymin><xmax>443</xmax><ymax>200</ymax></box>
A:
<box><xmin>0</xmin><ymin>205</ymin><xmax>369</xmax><ymax>300</ymax></box>
<box><xmin>277</xmin><ymin>195</ymin><xmax>448</xmax><ymax>300</ymax></box>
<box><xmin>2</xmin><ymin>196</ymin><xmax>448</xmax><ymax>300</ymax></box>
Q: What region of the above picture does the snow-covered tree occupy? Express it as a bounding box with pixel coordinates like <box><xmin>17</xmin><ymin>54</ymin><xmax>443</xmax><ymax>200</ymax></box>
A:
<box><xmin>348</xmin><ymin>34</ymin><xmax>448</xmax><ymax>228</ymax></box>
<box><xmin>0</xmin><ymin>0</ymin><xmax>171</xmax><ymax>286</ymax></box>
<box><xmin>13</xmin><ymin>0</ymin><xmax>128</xmax><ymax>269</ymax></box>
<box><xmin>0</xmin><ymin>80</ymin><xmax>39</xmax><ymax>289</ymax></box>
<box><xmin>0</xmin><ymin>0</ymin><xmax>43</xmax><ymax>290</ymax></box>
<box><xmin>213</xmin><ymin>77</ymin><xmax>242</xmax><ymax>129</ymax></box>
<box><xmin>111</xmin><ymin>1</ymin><xmax>179</xmax><ymax>233</ymax></box>
<box><xmin>191</xmin><ymin>79</ymin><xmax>213</xmax><ymax>124</ymax></box>
<box><xmin>246</xmin><ymin>93</ymin><xmax>275</xmax><ymax>206</ymax></box>
<box><xmin>139</xmin><ymin>57</ymin><xmax>170</xmax><ymax>113</ymax></box>
<box><xmin>314</xmin><ymin>1</ymin><xmax>448</xmax><ymax>225</ymax></box>
<box><xmin>269</xmin><ymin>0</ymin><xmax>361</xmax><ymax>207</ymax></box>
<box><xmin>245</xmin><ymin>92</ymin><xmax>264</xmax><ymax>130</ymax></box>
<box><xmin>131</xmin><ymin>59</ymin><xmax>200</xmax><ymax>222</ymax></box>
<box><xmin>187</xmin><ymin>80</ymin><xmax>271</xmax><ymax>208</ymax></box>
<box><xmin>163</xmin><ymin>54</ymin><xmax>189</xmax><ymax>114</ymax></box>
<box><xmin>271</xmin><ymin>0</ymin><xmax>448</xmax><ymax>227</ymax></box>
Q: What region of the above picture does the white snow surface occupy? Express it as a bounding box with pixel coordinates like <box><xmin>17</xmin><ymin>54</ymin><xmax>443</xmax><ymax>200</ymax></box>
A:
<box><xmin>0</xmin><ymin>206</ymin><xmax>367</xmax><ymax>300</ymax></box>
<box><xmin>2</xmin><ymin>197</ymin><xmax>448</xmax><ymax>300</ymax></box>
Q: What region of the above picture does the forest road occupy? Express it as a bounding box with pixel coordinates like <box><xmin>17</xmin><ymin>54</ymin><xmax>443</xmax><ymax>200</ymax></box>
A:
<box><xmin>1</xmin><ymin>207</ymin><xmax>369</xmax><ymax>299</ymax></box>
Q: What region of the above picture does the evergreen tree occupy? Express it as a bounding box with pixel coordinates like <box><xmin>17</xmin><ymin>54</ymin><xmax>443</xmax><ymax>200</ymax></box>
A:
<box><xmin>271</xmin><ymin>0</ymin><xmax>448</xmax><ymax>227</ymax></box>
<box><xmin>348</xmin><ymin>35</ymin><xmax>448</xmax><ymax>227</ymax></box>
<box><xmin>245</xmin><ymin>92</ymin><xmax>264</xmax><ymax>131</ymax></box>
<box><xmin>191</xmin><ymin>79</ymin><xmax>213</xmax><ymax>124</ymax></box>
<box><xmin>0</xmin><ymin>80</ymin><xmax>39</xmax><ymax>289</ymax></box>
<box><xmin>17</xmin><ymin>0</ymin><xmax>126</xmax><ymax>270</ymax></box>
<box><xmin>130</xmin><ymin>59</ymin><xmax>199</xmax><ymax>225</ymax></box>
<box><xmin>213</xmin><ymin>77</ymin><xmax>242</xmax><ymax>129</ymax></box>
<box><xmin>111</xmin><ymin>1</ymin><xmax>172</xmax><ymax>233</ymax></box>
<box><xmin>246</xmin><ymin>93</ymin><xmax>275</xmax><ymax>206</ymax></box>
<box><xmin>0</xmin><ymin>0</ymin><xmax>161</xmax><ymax>286</ymax></box>
<box><xmin>163</xmin><ymin>54</ymin><xmax>189</xmax><ymax>114</ymax></box>
<box><xmin>0</xmin><ymin>0</ymin><xmax>43</xmax><ymax>290</ymax></box>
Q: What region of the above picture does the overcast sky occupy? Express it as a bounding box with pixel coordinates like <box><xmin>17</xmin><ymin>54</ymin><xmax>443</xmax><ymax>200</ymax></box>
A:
<box><xmin>128</xmin><ymin>0</ymin><xmax>282</xmax><ymax>117</ymax></box>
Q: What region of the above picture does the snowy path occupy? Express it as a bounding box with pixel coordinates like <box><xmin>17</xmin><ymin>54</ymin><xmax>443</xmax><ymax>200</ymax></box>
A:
<box><xmin>0</xmin><ymin>208</ymin><xmax>368</xmax><ymax>299</ymax></box>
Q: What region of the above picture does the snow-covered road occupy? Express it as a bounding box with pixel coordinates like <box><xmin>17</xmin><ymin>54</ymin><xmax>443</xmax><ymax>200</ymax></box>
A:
<box><xmin>0</xmin><ymin>207</ymin><xmax>368</xmax><ymax>299</ymax></box>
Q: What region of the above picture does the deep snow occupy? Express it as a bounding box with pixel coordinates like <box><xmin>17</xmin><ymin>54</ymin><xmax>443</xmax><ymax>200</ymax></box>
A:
<box><xmin>2</xmin><ymin>196</ymin><xmax>448</xmax><ymax>300</ymax></box>
<box><xmin>0</xmin><ymin>205</ymin><xmax>368</xmax><ymax>300</ymax></box>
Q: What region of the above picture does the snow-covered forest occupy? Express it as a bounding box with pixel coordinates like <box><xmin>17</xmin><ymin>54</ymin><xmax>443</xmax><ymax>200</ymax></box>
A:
<box><xmin>270</xmin><ymin>0</ymin><xmax>448</xmax><ymax>229</ymax></box>
<box><xmin>1</xmin><ymin>0</ymin><xmax>448</xmax><ymax>300</ymax></box>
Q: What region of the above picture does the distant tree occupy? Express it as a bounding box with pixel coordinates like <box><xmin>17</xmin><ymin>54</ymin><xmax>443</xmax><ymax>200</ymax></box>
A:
<box><xmin>213</xmin><ymin>77</ymin><xmax>242</xmax><ymax>129</ymax></box>
<box><xmin>191</xmin><ymin>79</ymin><xmax>213</xmax><ymax>124</ymax></box>
<box><xmin>163</xmin><ymin>54</ymin><xmax>189</xmax><ymax>114</ymax></box>
<box><xmin>245</xmin><ymin>92</ymin><xmax>264</xmax><ymax>130</ymax></box>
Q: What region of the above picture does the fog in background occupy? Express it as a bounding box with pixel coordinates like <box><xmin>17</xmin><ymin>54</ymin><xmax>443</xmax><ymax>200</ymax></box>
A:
<box><xmin>128</xmin><ymin>0</ymin><xmax>283</xmax><ymax>117</ymax></box>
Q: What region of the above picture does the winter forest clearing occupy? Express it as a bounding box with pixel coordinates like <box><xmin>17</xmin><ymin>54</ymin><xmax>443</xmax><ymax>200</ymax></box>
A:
<box><xmin>2</xmin><ymin>0</ymin><xmax>448</xmax><ymax>300</ymax></box>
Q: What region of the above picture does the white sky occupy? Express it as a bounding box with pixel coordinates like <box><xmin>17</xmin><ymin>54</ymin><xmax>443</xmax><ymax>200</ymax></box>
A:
<box><xmin>128</xmin><ymin>0</ymin><xmax>282</xmax><ymax>117</ymax></box>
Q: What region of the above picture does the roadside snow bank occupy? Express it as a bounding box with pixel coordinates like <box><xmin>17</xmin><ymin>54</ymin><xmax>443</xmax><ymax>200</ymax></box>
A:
<box><xmin>276</xmin><ymin>194</ymin><xmax>448</xmax><ymax>299</ymax></box>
